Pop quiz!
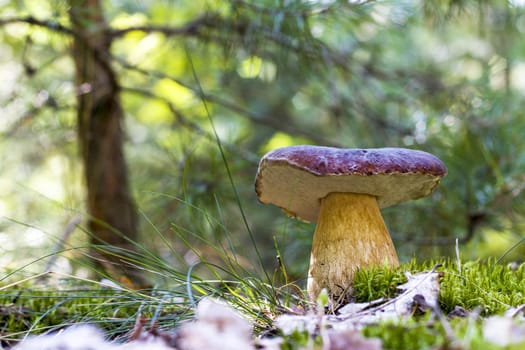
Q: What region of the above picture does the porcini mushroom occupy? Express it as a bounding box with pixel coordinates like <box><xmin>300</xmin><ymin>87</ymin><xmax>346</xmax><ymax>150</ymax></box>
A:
<box><xmin>255</xmin><ymin>145</ymin><xmax>447</xmax><ymax>301</ymax></box>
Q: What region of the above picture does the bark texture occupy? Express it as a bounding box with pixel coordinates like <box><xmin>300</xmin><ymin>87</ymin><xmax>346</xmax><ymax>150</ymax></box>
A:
<box><xmin>307</xmin><ymin>192</ymin><xmax>399</xmax><ymax>301</ymax></box>
<box><xmin>69</xmin><ymin>0</ymin><xmax>145</xmax><ymax>285</ymax></box>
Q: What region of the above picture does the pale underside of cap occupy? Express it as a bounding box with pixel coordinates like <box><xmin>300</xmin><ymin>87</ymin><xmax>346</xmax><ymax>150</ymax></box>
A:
<box><xmin>255</xmin><ymin>146</ymin><xmax>447</xmax><ymax>222</ymax></box>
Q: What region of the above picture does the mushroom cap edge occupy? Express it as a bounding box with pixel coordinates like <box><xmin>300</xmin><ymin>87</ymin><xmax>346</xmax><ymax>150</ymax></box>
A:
<box><xmin>255</xmin><ymin>145</ymin><xmax>447</xmax><ymax>222</ymax></box>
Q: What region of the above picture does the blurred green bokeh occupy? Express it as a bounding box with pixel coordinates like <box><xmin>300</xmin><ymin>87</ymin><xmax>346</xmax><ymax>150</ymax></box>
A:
<box><xmin>1</xmin><ymin>0</ymin><xmax>524</xmax><ymax>286</ymax></box>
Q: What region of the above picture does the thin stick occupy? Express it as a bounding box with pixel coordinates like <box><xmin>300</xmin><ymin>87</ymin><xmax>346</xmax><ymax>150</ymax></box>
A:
<box><xmin>455</xmin><ymin>238</ymin><xmax>461</xmax><ymax>274</ymax></box>
<box><xmin>44</xmin><ymin>215</ymin><xmax>81</xmax><ymax>273</ymax></box>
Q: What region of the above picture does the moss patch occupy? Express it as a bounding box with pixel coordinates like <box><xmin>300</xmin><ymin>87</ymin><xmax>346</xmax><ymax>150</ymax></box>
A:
<box><xmin>351</xmin><ymin>259</ymin><xmax>525</xmax><ymax>315</ymax></box>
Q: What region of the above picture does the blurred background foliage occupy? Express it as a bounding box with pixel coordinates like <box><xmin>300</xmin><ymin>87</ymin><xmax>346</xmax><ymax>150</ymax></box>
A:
<box><xmin>1</xmin><ymin>0</ymin><xmax>525</xmax><ymax>286</ymax></box>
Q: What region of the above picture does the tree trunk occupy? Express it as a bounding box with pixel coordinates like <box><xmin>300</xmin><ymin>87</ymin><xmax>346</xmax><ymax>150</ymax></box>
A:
<box><xmin>69</xmin><ymin>0</ymin><xmax>145</xmax><ymax>285</ymax></box>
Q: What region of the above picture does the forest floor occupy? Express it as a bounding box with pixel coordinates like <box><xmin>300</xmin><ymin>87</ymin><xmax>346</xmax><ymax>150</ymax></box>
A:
<box><xmin>1</xmin><ymin>259</ymin><xmax>525</xmax><ymax>350</ymax></box>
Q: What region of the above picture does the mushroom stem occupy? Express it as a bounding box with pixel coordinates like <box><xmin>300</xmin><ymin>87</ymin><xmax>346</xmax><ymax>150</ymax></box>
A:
<box><xmin>307</xmin><ymin>192</ymin><xmax>399</xmax><ymax>301</ymax></box>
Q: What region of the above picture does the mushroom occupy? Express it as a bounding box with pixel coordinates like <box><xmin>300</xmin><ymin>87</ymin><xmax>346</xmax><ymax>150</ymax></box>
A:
<box><xmin>255</xmin><ymin>145</ymin><xmax>447</xmax><ymax>301</ymax></box>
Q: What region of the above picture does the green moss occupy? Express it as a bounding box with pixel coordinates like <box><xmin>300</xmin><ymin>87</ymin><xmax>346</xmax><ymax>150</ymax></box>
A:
<box><xmin>349</xmin><ymin>259</ymin><xmax>525</xmax><ymax>350</ymax></box>
<box><xmin>352</xmin><ymin>259</ymin><xmax>525</xmax><ymax>315</ymax></box>
<box><xmin>362</xmin><ymin>316</ymin><xmax>447</xmax><ymax>350</ymax></box>
<box><xmin>0</xmin><ymin>287</ymin><xmax>192</xmax><ymax>344</ymax></box>
<box><xmin>279</xmin><ymin>330</ymin><xmax>322</xmax><ymax>350</ymax></box>
<box><xmin>361</xmin><ymin>316</ymin><xmax>525</xmax><ymax>350</ymax></box>
<box><xmin>437</xmin><ymin>259</ymin><xmax>525</xmax><ymax>315</ymax></box>
<box><xmin>351</xmin><ymin>264</ymin><xmax>408</xmax><ymax>302</ymax></box>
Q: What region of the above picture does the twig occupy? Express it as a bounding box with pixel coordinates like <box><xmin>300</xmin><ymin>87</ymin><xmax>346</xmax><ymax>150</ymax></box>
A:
<box><xmin>230</xmin><ymin>0</ymin><xmax>333</xmax><ymax>16</ymax></box>
<box><xmin>109</xmin><ymin>13</ymin><xmax>217</xmax><ymax>39</ymax></box>
<box><xmin>332</xmin><ymin>264</ymin><xmax>443</xmax><ymax>322</ymax></box>
<box><xmin>455</xmin><ymin>238</ymin><xmax>461</xmax><ymax>274</ymax></box>
<box><xmin>409</xmin><ymin>295</ymin><xmax>459</xmax><ymax>346</ymax></box>
<box><xmin>0</xmin><ymin>16</ymin><xmax>72</xmax><ymax>35</ymax></box>
<box><xmin>186</xmin><ymin>262</ymin><xmax>200</xmax><ymax>309</ymax></box>
<box><xmin>121</xmin><ymin>86</ymin><xmax>261</xmax><ymax>163</ymax></box>
<box><xmin>116</xmin><ymin>59</ymin><xmax>340</xmax><ymax>146</ymax></box>
<box><xmin>511</xmin><ymin>304</ymin><xmax>525</xmax><ymax>318</ymax></box>
<box><xmin>44</xmin><ymin>215</ymin><xmax>82</xmax><ymax>273</ymax></box>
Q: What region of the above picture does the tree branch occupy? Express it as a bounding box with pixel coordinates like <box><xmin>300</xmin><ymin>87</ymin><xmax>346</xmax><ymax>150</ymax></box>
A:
<box><xmin>113</xmin><ymin>56</ymin><xmax>341</xmax><ymax>147</ymax></box>
<box><xmin>0</xmin><ymin>16</ymin><xmax>72</xmax><ymax>35</ymax></box>
<box><xmin>109</xmin><ymin>13</ymin><xmax>217</xmax><ymax>39</ymax></box>
<box><xmin>121</xmin><ymin>86</ymin><xmax>261</xmax><ymax>164</ymax></box>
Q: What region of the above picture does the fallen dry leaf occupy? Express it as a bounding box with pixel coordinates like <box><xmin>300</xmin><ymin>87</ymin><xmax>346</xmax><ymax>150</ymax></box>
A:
<box><xmin>483</xmin><ymin>316</ymin><xmax>525</xmax><ymax>347</ymax></box>
<box><xmin>176</xmin><ymin>297</ymin><xmax>255</xmax><ymax>350</ymax></box>
<box><xmin>335</xmin><ymin>269</ymin><xmax>441</xmax><ymax>326</ymax></box>
<box><xmin>273</xmin><ymin>268</ymin><xmax>442</xmax><ymax>341</ymax></box>
<box><xmin>12</xmin><ymin>325</ymin><xmax>114</xmax><ymax>350</ymax></box>
<box><xmin>324</xmin><ymin>330</ymin><xmax>382</xmax><ymax>350</ymax></box>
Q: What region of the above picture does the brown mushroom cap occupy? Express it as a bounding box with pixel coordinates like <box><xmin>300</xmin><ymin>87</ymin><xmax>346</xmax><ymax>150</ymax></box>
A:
<box><xmin>255</xmin><ymin>145</ymin><xmax>447</xmax><ymax>222</ymax></box>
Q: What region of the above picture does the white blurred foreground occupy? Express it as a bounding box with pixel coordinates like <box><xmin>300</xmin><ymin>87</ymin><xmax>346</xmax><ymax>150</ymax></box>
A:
<box><xmin>13</xmin><ymin>298</ymin><xmax>254</xmax><ymax>350</ymax></box>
